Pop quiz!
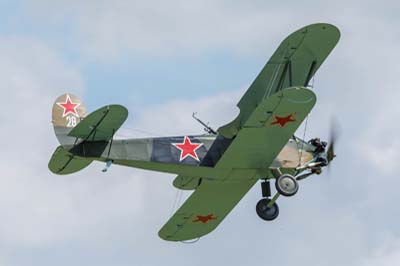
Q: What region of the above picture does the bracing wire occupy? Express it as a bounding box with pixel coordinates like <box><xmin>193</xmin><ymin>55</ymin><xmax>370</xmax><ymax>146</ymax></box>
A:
<box><xmin>170</xmin><ymin>189</ymin><xmax>186</xmax><ymax>217</ymax></box>
<box><xmin>170</xmin><ymin>189</ymin><xmax>180</xmax><ymax>216</ymax></box>
<box><xmin>298</xmin><ymin>115</ymin><xmax>309</xmax><ymax>167</ymax></box>
<box><xmin>115</xmin><ymin>127</ymin><xmax>160</xmax><ymax>137</ymax></box>
<box><xmin>298</xmin><ymin>75</ymin><xmax>315</xmax><ymax>166</ymax></box>
<box><xmin>177</xmin><ymin>189</ymin><xmax>183</xmax><ymax>207</ymax></box>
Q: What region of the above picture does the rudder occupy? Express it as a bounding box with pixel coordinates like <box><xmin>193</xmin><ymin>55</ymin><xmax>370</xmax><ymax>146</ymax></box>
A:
<box><xmin>52</xmin><ymin>93</ymin><xmax>87</xmax><ymax>146</ymax></box>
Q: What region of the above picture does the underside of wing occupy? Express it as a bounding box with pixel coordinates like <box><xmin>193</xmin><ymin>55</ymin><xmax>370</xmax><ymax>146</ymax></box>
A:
<box><xmin>219</xmin><ymin>23</ymin><xmax>339</xmax><ymax>138</ymax></box>
<box><xmin>159</xmin><ymin>179</ymin><xmax>257</xmax><ymax>241</ymax></box>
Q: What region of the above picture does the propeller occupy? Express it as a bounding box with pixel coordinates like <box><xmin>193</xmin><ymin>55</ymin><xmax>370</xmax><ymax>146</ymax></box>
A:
<box><xmin>327</xmin><ymin>119</ymin><xmax>338</xmax><ymax>163</ymax></box>
<box><xmin>295</xmin><ymin>118</ymin><xmax>339</xmax><ymax>181</ymax></box>
<box><xmin>327</xmin><ymin>117</ymin><xmax>339</xmax><ymax>166</ymax></box>
<box><xmin>324</xmin><ymin>117</ymin><xmax>340</xmax><ymax>178</ymax></box>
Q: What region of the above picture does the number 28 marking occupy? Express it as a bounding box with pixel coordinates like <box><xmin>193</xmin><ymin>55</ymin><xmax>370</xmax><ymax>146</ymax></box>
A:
<box><xmin>66</xmin><ymin>116</ymin><xmax>77</xmax><ymax>127</ymax></box>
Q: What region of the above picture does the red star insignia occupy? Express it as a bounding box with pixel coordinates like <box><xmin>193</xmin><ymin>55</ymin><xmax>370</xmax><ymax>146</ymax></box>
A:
<box><xmin>56</xmin><ymin>94</ymin><xmax>80</xmax><ymax>117</ymax></box>
<box><xmin>172</xmin><ymin>136</ymin><xmax>203</xmax><ymax>162</ymax></box>
<box><xmin>270</xmin><ymin>113</ymin><xmax>296</xmax><ymax>128</ymax></box>
<box><xmin>192</xmin><ymin>214</ymin><xmax>217</xmax><ymax>224</ymax></box>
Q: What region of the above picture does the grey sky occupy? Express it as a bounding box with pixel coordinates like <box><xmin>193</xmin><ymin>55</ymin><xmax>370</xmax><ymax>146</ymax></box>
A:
<box><xmin>0</xmin><ymin>1</ymin><xmax>399</xmax><ymax>266</ymax></box>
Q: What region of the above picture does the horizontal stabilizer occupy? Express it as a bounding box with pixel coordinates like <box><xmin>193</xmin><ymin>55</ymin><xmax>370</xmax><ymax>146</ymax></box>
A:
<box><xmin>68</xmin><ymin>105</ymin><xmax>128</xmax><ymax>142</ymax></box>
<box><xmin>48</xmin><ymin>146</ymin><xmax>92</xmax><ymax>175</ymax></box>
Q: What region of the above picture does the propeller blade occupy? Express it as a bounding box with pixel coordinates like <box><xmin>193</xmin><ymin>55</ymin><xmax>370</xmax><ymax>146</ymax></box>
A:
<box><xmin>327</xmin><ymin>117</ymin><xmax>339</xmax><ymax>163</ymax></box>
<box><xmin>327</xmin><ymin>143</ymin><xmax>335</xmax><ymax>163</ymax></box>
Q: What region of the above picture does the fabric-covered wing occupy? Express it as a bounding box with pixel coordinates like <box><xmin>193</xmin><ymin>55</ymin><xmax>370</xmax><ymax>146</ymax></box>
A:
<box><xmin>68</xmin><ymin>105</ymin><xmax>128</xmax><ymax>142</ymax></box>
<box><xmin>219</xmin><ymin>23</ymin><xmax>339</xmax><ymax>138</ymax></box>
<box><xmin>216</xmin><ymin>87</ymin><xmax>316</xmax><ymax>173</ymax></box>
<box><xmin>159</xmin><ymin>179</ymin><xmax>257</xmax><ymax>241</ymax></box>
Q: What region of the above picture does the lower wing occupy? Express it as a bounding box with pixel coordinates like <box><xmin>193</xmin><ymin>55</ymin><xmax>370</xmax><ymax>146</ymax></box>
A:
<box><xmin>158</xmin><ymin>179</ymin><xmax>257</xmax><ymax>241</ymax></box>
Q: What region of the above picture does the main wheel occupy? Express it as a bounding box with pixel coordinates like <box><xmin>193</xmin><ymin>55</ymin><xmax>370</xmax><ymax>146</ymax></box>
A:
<box><xmin>275</xmin><ymin>174</ymin><xmax>299</xmax><ymax>197</ymax></box>
<box><xmin>256</xmin><ymin>198</ymin><xmax>279</xmax><ymax>221</ymax></box>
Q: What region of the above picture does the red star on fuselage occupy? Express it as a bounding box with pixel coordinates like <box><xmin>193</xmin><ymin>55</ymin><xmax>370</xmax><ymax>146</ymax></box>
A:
<box><xmin>270</xmin><ymin>113</ymin><xmax>296</xmax><ymax>128</ymax></box>
<box><xmin>172</xmin><ymin>136</ymin><xmax>203</xmax><ymax>162</ymax></box>
<box><xmin>192</xmin><ymin>214</ymin><xmax>217</xmax><ymax>224</ymax></box>
<box><xmin>57</xmin><ymin>94</ymin><xmax>80</xmax><ymax>117</ymax></box>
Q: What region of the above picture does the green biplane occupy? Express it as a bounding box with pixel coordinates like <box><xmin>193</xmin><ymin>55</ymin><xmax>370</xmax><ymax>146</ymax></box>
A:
<box><xmin>49</xmin><ymin>23</ymin><xmax>340</xmax><ymax>241</ymax></box>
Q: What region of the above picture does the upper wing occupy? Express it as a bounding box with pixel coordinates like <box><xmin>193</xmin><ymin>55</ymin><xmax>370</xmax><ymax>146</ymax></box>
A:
<box><xmin>219</xmin><ymin>23</ymin><xmax>339</xmax><ymax>138</ymax></box>
<box><xmin>159</xmin><ymin>179</ymin><xmax>257</xmax><ymax>241</ymax></box>
<box><xmin>68</xmin><ymin>105</ymin><xmax>128</xmax><ymax>142</ymax></box>
<box><xmin>216</xmin><ymin>87</ymin><xmax>316</xmax><ymax>172</ymax></box>
<box><xmin>159</xmin><ymin>87</ymin><xmax>316</xmax><ymax>241</ymax></box>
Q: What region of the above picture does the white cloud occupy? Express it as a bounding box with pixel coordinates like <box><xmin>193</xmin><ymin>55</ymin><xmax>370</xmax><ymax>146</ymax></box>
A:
<box><xmin>20</xmin><ymin>0</ymin><xmax>398</xmax><ymax>63</ymax></box>
<box><xmin>0</xmin><ymin>36</ymin><xmax>150</xmax><ymax>250</ymax></box>
<box><xmin>22</xmin><ymin>0</ymin><xmax>358</xmax><ymax>61</ymax></box>
<box><xmin>0</xmin><ymin>35</ymin><xmax>83</xmax><ymax>246</ymax></box>
<box><xmin>362</xmin><ymin>236</ymin><xmax>400</xmax><ymax>266</ymax></box>
<box><xmin>25</xmin><ymin>0</ymin><xmax>286</xmax><ymax>60</ymax></box>
<box><xmin>129</xmin><ymin>88</ymin><xmax>243</xmax><ymax>137</ymax></box>
<box><xmin>358</xmin><ymin>140</ymin><xmax>400</xmax><ymax>176</ymax></box>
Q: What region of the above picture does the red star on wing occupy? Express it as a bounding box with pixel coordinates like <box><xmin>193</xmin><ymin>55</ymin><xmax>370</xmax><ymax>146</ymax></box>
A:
<box><xmin>172</xmin><ymin>136</ymin><xmax>203</xmax><ymax>162</ymax></box>
<box><xmin>270</xmin><ymin>113</ymin><xmax>296</xmax><ymax>128</ymax></box>
<box><xmin>57</xmin><ymin>94</ymin><xmax>80</xmax><ymax>117</ymax></box>
<box><xmin>192</xmin><ymin>214</ymin><xmax>217</xmax><ymax>224</ymax></box>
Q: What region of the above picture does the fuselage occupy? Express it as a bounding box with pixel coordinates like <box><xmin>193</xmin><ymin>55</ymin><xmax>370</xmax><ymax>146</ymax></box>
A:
<box><xmin>77</xmin><ymin>134</ymin><xmax>317</xmax><ymax>176</ymax></box>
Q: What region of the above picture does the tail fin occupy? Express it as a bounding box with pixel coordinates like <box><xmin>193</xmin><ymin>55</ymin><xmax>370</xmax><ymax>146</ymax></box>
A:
<box><xmin>52</xmin><ymin>93</ymin><xmax>87</xmax><ymax>146</ymax></box>
<box><xmin>50</xmin><ymin>93</ymin><xmax>92</xmax><ymax>175</ymax></box>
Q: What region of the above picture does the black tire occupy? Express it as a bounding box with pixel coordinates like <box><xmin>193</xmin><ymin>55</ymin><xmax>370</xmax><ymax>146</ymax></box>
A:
<box><xmin>256</xmin><ymin>198</ymin><xmax>279</xmax><ymax>221</ymax></box>
<box><xmin>275</xmin><ymin>174</ymin><xmax>299</xmax><ymax>197</ymax></box>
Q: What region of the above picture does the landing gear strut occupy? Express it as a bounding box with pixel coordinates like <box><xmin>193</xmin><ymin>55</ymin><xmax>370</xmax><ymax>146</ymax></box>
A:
<box><xmin>256</xmin><ymin>172</ymin><xmax>300</xmax><ymax>221</ymax></box>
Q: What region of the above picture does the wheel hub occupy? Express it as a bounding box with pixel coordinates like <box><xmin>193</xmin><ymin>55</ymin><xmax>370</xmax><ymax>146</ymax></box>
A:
<box><xmin>279</xmin><ymin>177</ymin><xmax>296</xmax><ymax>192</ymax></box>
<box><xmin>275</xmin><ymin>174</ymin><xmax>299</xmax><ymax>197</ymax></box>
